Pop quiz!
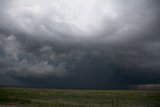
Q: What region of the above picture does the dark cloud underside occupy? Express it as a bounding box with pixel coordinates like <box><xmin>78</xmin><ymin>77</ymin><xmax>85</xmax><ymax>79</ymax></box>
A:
<box><xmin>0</xmin><ymin>0</ymin><xmax>160</xmax><ymax>89</ymax></box>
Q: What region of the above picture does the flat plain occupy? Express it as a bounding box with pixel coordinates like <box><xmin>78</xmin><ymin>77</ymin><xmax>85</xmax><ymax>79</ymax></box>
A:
<box><xmin>0</xmin><ymin>87</ymin><xmax>159</xmax><ymax>107</ymax></box>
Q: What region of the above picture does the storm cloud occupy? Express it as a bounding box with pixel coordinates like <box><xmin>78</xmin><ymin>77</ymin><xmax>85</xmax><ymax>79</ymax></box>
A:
<box><xmin>0</xmin><ymin>0</ymin><xmax>160</xmax><ymax>89</ymax></box>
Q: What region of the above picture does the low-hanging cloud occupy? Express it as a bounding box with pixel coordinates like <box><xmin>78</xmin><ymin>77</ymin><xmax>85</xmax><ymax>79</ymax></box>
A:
<box><xmin>0</xmin><ymin>0</ymin><xmax>160</xmax><ymax>89</ymax></box>
<box><xmin>0</xmin><ymin>35</ymin><xmax>69</xmax><ymax>77</ymax></box>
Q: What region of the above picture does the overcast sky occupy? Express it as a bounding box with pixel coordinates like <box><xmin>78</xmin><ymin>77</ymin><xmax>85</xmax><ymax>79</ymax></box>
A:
<box><xmin>0</xmin><ymin>0</ymin><xmax>160</xmax><ymax>89</ymax></box>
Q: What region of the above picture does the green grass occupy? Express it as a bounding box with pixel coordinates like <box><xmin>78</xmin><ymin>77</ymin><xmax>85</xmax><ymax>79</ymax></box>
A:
<box><xmin>0</xmin><ymin>87</ymin><xmax>159</xmax><ymax>107</ymax></box>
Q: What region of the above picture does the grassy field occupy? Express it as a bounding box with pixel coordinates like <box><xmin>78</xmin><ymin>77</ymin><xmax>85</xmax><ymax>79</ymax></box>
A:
<box><xmin>0</xmin><ymin>87</ymin><xmax>159</xmax><ymax>107</ymax></box>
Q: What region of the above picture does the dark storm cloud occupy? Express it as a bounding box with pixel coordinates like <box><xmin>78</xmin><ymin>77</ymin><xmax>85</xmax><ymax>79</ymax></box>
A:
<box><xmin>0</xmin><ymin>0</ymin><xmax>160</xmax><ymax>89</ymax></box>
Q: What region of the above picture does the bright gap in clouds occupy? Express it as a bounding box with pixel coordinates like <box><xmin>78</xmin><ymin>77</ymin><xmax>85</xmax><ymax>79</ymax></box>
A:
<box><xmin>7</xmin><ymin>0</ymin><xmax>118</xmax><ymax>36</ymax></box>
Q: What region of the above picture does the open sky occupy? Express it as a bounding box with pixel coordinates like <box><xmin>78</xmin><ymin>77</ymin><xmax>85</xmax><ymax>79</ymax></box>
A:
<box><xmin>0</xmin><ymin>0</ymin><xmax>160</xmax><ymax>89</ymax></box>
